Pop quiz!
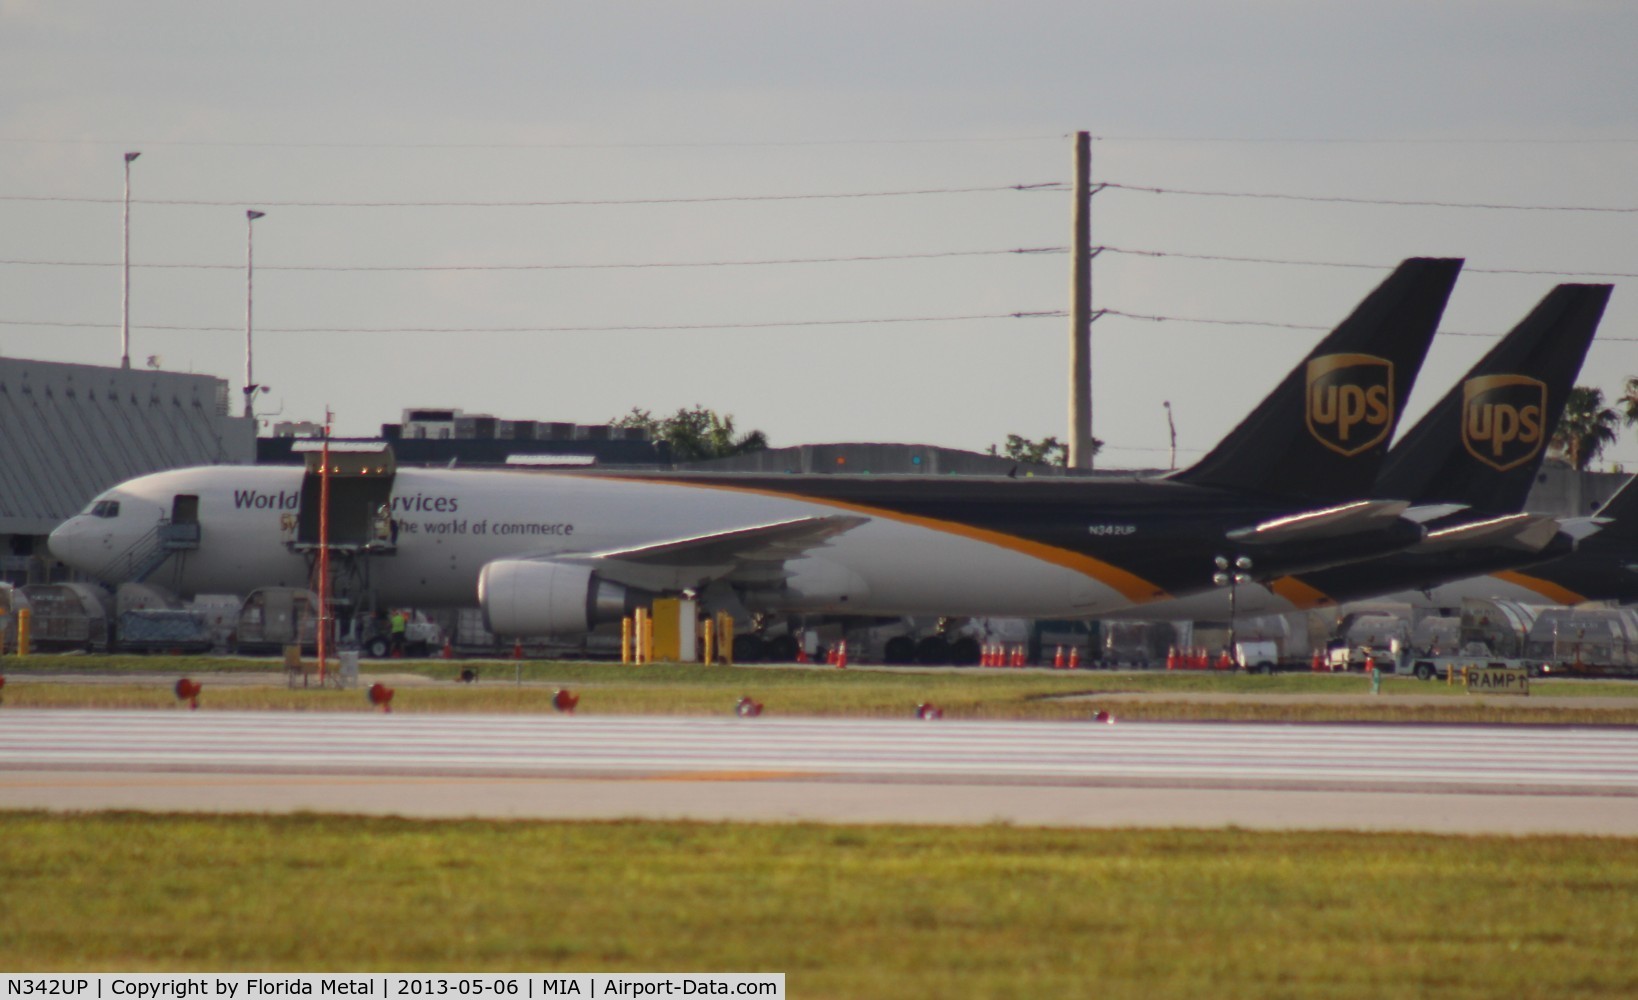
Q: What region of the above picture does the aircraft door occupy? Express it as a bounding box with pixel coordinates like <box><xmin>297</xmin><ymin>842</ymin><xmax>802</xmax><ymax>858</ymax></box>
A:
<box><xmin>171</xmin><ymin>494</ymin><xmax>200</xmax><ymax>525</ymax></box>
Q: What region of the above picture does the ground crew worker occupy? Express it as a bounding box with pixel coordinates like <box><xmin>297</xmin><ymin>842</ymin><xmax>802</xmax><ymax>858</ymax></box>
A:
<box><xmin>389</xmin><ymin>609</ymin><xmax>407</xmax><ymax>656</ymax></box>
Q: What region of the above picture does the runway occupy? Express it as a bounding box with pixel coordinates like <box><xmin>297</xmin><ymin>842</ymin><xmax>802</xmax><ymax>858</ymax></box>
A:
<box><xmin>4</xmin><ymin>709</ymin><xmax>1638</xmax><ymax>833</ymax></box>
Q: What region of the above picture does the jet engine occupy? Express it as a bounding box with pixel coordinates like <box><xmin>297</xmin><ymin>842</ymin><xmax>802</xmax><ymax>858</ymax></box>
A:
<box><xmin>478</xmin><ymin>559</ymin><xmax>646</xmax><ymax>636</ymax></box>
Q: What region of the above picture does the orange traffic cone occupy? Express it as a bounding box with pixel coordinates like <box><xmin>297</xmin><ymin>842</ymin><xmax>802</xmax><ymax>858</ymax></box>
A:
<box><xmin>1068</xmin><ymin>646</ymin><xmax>1080</xmax><ymax>669</ymax></box>
<box><xmin>1054</xmin><ymin>646</ymin><xmax>1065</xmax><ymax>669</ymax></box>
<box><xmin>837</xmin><ymin>640</ymin><xmax>848</xmax><ymax>669</ymax></box>
<box><xmin>512</xmin><ymin>639</ymin><xmax>524</xmax><ymax>660</ymax></box>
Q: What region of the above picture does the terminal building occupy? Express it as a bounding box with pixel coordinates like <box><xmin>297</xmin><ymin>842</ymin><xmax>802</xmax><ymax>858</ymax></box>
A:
<box><xmin>257</xmin><ymin>408</ymin><xmax>669</xmax><ymax>468</ymax></box>
<box><xmin>0</xmin><ymin>357</ymin><xmax>254</xmax><ymax>586</ymax></box>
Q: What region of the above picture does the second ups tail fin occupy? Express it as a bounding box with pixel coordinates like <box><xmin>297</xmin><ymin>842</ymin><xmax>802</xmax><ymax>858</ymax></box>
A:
<box><xmin>1171</xmin><ymin>257</ymin><xmax>1462</xmax><ymax>503</ymax></box>
<box><xmin>1373</xmin><ymin>283</ymin><xmax>1611</xmax><ymax>510</ymax></box>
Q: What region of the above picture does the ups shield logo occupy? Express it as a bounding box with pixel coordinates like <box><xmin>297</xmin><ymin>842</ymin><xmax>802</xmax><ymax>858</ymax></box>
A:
<box><xmin>1307</xmin><ymin>354</ymin><xmax>1394</xmax><ymax>457</ymax></box>
<box><xmin>1463</xmin><ymin>374</ymin><xmax>1546</xmax><ymax>472</ymax></box>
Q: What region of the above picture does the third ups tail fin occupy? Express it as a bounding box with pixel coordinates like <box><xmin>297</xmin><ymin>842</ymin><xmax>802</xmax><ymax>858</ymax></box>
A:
<box><xmin>1171</xmin><ymin>257</ymin><xmax>1462</xmax><ymax>503</ymax></box>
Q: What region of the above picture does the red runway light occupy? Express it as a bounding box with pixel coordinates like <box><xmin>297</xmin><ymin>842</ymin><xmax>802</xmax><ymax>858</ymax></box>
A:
<box><xmin>174</xmin><ymin>678</ymin><xmax>202</xmax><ymax>710</ymax></box>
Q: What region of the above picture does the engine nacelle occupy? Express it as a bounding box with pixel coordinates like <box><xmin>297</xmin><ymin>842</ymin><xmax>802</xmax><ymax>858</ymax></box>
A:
<box><xmin>478</xmin><ymin>559</ymin><xmax>644</xmax><ymax>637</ymax></box>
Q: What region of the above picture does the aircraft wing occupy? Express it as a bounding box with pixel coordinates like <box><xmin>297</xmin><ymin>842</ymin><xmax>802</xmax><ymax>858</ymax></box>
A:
<box><xmin>1225</xmin><ymin>499</ymin><xmax>1411</xmax><ymax>546</ymax></box>
<box><xmin>562</xmin><ymin>514</ymin><xmax>869</xmax><ymax>592</ymax></box>
<box><xmin>1413</xmin><ymin>513</ymin><xmax>1564</xmax><ymax>555</ymax></box>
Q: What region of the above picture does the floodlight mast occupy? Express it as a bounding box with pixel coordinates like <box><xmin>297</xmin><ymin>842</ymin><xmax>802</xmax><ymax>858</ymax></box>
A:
<box><xmin>1214</xmin><ymin>555</ymin><xmax>1253</xmax><ymax>669</ymax></box>
<box><xmin>120</xmin><ymin>152</ymin><xmax>140</xmax><ymax>369</ymax></box>
<box><xmin>244</xmin><ymin>210</ymin><xmax>266</xmax><ymax>419</ymax></box>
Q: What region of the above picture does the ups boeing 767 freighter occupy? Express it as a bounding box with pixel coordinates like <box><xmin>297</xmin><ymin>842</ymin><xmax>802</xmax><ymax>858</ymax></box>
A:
<box><xmin>49</xmin><ymin>259</ymin><xmax>1463</xmax><ymax>636</ymax></box>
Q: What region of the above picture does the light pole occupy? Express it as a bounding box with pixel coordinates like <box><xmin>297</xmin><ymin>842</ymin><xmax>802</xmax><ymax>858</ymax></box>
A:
<box><xmin>244</xmin><ymin>209</ymin><xmax>266</xmax><ymax>419</ymax></box>
<box><xmin>1213</xmin><ymin>554</ymin><xmax>1252</xmax><ymax>669</ymax></box>
<box><xmin>1163</xmin><ymin>400</ymin><xmax>1177</xmax><ymax>471</ymax></box>
<box><xmin>120</xmin><ymin>151</ymin><xmax>140</xmax><ymax>369</ymax></box>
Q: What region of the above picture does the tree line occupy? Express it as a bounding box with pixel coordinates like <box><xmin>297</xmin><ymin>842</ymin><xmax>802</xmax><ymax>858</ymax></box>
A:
<box><xmin>620</xmin><ymin>384</ymin><xmax>1636</xmax><ymax>473</ymax></box>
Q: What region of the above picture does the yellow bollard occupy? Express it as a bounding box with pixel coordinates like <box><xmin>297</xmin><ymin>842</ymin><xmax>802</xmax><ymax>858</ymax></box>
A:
<box><xmin>633</xmin><ymin>608</ymin><xmax>647</xmax><ymax>664</ymax></box>
<box><xmin>717</xmin><ymin>611</ymin><xmax>734</xmax><ymax>665</ymax></box>
<box><xmin>703</xmin><ymin>617</ymin><xmax>715</xmax><ymax>666</ymax></box>
<box><xmin>644</xmin><ymin>613</ymin><xmax>655</xmax><ymax>665</ymax></box>
<box><xmin>16</xmin><ymin>608</ymin><xmax>30</xmax><ymax>657</ymax></box>
<box><xmin>621</xmin><ymin>616</ymin><xmax>633</xmax><ymax>664</ymax></box>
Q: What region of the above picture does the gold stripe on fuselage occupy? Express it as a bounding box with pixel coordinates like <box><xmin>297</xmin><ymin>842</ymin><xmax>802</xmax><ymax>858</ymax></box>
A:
<box><xmin>607</xmin><ymin>475</ymin><xmax>1170</xmax><ymax>606</ymax></box>
<box><xmin>1489</xmin><ymin>569</ymin><xmax>1587</xmax><ymax>606</ymax></box>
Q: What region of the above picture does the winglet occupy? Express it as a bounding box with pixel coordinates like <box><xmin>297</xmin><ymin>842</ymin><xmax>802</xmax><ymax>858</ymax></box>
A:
<box><xmin>1171</xmin><ymin>258</ymin><xmax>1462</xmax><ymax>502</ymax></box>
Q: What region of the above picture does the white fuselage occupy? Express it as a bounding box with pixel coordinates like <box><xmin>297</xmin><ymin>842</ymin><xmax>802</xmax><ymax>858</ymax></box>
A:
<box><xmin>48</xmin><ymin>466</ymin><xmax>1138</xmax><ymax>618</ymax></box>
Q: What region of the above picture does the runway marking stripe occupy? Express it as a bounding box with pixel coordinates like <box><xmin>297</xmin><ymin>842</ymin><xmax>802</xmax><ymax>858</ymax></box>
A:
<box><xmin>7</xmin><ymin>711</ymin><xmax>1638</xmax><ymax>792</ymax></box>
<box><xmin>648</xmin><ymin>770</ymin><xmax>807</xmax><ymax>782</ymax></box>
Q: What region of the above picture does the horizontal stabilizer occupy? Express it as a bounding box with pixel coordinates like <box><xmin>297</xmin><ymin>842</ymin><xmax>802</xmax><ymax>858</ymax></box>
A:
<box><xmin>1401</xmin><ymin>503</ymin><xmax>1468</xmax><ymax>524</ymax></box>
<box><xmin>1415</xmin><ymin>513</ymin><xmax>1562</xmax><ymax>555</ymax></box>
<box><xmin>1589</xmin><ymin>474</ymin><xmax>1638</xmax><ymax>540</ymax></box>
<box><xmin>1557</xmin><ymin>516</ymin><xmax>1610</xmax><ymax>543</ymax></box>
<box><xmin>1226</xmin><ymin>499</ymin><xmax>1410</xmax><ymax>546</ymax></box>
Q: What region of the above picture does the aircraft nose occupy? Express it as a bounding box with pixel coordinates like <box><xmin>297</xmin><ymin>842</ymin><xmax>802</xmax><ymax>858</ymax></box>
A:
<box><xmin>47</xmin><ymin>517</ymin><xmax>94</xmax><ymax>571</ymax></box>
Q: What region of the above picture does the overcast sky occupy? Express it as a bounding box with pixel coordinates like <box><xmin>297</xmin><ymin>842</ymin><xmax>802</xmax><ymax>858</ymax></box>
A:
<box><xmin>4</xmin><ymin>1</ymin><xmax>1637</xmax><ymax>472</ymax></box>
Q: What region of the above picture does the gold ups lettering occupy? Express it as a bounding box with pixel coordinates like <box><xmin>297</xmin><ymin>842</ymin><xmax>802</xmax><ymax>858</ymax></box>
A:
<box><xmin>1463</xmin><ymin>374</ymin><xmax>1546</xmax><ymax>472</ymax></box>
<box><xmin>1307</xmin><ymin>354</ymin><xmax>1393</xmax><ymax>457</ymax></box>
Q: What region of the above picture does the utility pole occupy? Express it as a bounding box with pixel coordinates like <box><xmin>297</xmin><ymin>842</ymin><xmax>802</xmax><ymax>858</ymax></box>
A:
<box><xmin>1068</xmin><ymin>131</ymin><xmax>1094</xmax><ymax>470</ymax></box>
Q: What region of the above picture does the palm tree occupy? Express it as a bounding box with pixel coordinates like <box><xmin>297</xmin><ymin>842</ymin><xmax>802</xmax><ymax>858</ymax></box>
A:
<box><xmin>612</xmin><ymin>405</ymin><xmax>769</xmax><ymax>462</ymax></box>
<box><xmin>1618</xmin><ymin>376</ymin><xmax>1638</xmax><ymax>429</ymax></box>
<box><xmin>1551</xmin><ymin>386</ymin><xmax>1620</xmax><ymax>471</ymax></box>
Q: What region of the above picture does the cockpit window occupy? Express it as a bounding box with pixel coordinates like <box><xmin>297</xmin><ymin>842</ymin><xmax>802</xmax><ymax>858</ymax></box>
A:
<box><xmin>90</xmin><ymin>500</ymin><xmax>121</xmax><ymax>519</ymax></box>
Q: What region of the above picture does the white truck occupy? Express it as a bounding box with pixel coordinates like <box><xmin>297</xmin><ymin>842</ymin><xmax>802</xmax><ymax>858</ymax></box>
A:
<box><xmin>1236</xmin><ymin>640</ymin><xmax>1281</xmax><ymax>674</ymax></box>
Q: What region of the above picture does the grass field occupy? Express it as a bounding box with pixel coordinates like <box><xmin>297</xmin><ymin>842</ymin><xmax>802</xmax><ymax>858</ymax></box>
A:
<box><xmin>3</xmin><ymin>812</ymin><xmax>1637</xmax><ymax>998</ymax></box>
<box><xmin>6</xmin><ymin>654</ymin><xmax>1638</xmax><ymax>724</ymax></box>
<box><xmin>7</xmin><ymin>658</ymin><xmax>1638</xmax><ymax>997</ymax></box>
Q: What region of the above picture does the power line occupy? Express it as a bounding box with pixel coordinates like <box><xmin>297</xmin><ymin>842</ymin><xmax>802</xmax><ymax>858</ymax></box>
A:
<box><xmin>1102</xmin><ymin>181</ymin><xmax>1638</xmax><ymax>213</ymax></box>
<box><xmin>0</xmin><ymin>247</ymin><xmax>1067</xmax><ymax>273</ymax></box>
<box><xmin>0</xmin><ymin>182</ymin><xmax>1064</xmax><ymax>208</ymax></box>
<box><xmin>1091</xmin><ymin>134</ymin><xmax>1638</xmax><ymax>146</ymax></box>
<box><xmin>1098</xmin><ymin>246</ymin><xmax>1638</xmax><ymax>279</ymax></box>
<box><xmin>13</xmin><ymin>307</ymin><xmax>1638</xmax><ymax>340</ymax></box>
<box><xmin>9</xmin><ymin>243</ymin><xmax>1630</xmax><ymax>279</ymax></box>
<box><xmin>1098</xmin><ymin>308</ymin><xmax>1638</xmax><ymax>342</ymax></box>
<box><xmin>8</xmin><ymin>133</ymin><xmax>1636</xmax><ymax>149</ymax></box>
<box><xmin>0</xmin><ymin>311</ymin><xmax>1066</xmax><ymax>334</ymax></box>
<box><xmin>7</xmin><ymin>242</ymin><xmax>1631</xmax><ymax>280</ymax></box>
<box><xmin>0</xmin><ymin>135</ymin><xmax>1063</xmax><ymax>150</ymax></box>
